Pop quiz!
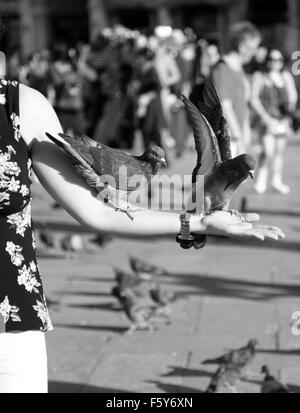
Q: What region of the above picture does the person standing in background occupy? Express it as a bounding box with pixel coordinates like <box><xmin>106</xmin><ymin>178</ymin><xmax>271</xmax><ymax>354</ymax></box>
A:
<box><xmin>211</xmin><ymin>22</ymin><xmax>261</xmax><ymax>157</ymax></box>
<box><xmin>169</xmin><ymin>31</ymin><xmax>195</xmax><ymax>157</ymax></box>
<box><xmin>251</xmin><ymin>49</ymin><xmax>298</xmax><ymax>194</ymax></box>
<box><xmin>154</xmin><ymin>36</ymin><xmax>181</xmax><ymax>146</ymax></box>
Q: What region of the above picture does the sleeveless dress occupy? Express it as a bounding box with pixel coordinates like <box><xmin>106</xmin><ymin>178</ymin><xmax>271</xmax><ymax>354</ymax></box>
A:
<box><xmin>258</xmin><ymin>74</ymin><xmax>291</xmax><ymax>137</ymax></box>
<box><xmin>0</xmin><ymin>79</ymin><xmax>52</xmax><ymax>333</ymax></box>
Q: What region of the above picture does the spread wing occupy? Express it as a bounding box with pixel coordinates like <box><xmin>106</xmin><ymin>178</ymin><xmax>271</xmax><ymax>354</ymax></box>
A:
<box><xmin>181</xmin><ymin>94</ymin><xmax>221</xmax><ymax>182</ymax></box>
<box><xmin>196</xmin><ymin>79</ymin><xmax>232</xmax><ymax>162</ymax></box>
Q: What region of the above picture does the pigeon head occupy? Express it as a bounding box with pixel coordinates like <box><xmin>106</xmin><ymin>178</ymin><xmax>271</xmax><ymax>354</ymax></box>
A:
<box><xmin>144</xmin><ymin>146</ymin><xmax>167</xmax><ymax>167</ymax></box>
<box><xmin>231</xmin><ymin>154</ymin><xmax>256</xmax><ymax>178</ymax></box>
<box><xmin>221</xmin><ymin>154</ymin><xmax>256</xmax><ymax>185</ymax></box>
<box><xmin>248</xmin><ymin>339</ymin><xmax>258</xmax><ymax>348</ymax></box>
<box><xmin>261</xmin><ymin>365</ymin><xmax>270</xmax><ymax>375</ymax></box>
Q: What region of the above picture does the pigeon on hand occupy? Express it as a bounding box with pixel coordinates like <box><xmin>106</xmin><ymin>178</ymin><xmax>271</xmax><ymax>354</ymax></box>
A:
<box><xmin>129</xmin><ymin>256</ymin><xmax>169</xmax><ymax>279</ymax></box>
<box><xmin>46</xmin><ymin>132</ymin><xmax>166</xmax><ymax>220</ymax></box>
<box><xmin>202</xmin><ymin>339</ymin><xmax>258</xmax><ymax>369</ymax></box>
<box><xmin>181</xmin><ymin>80</ymin><xmax>256</xmax><ymax>248</ymax></box>
<box><xmin>261</xmin><ymin>366</ymin><xmax>289</xmax><ymax>393</ymax></box>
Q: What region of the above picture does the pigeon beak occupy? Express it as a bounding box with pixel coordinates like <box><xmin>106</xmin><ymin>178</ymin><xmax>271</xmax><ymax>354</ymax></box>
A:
<box><xmin>160</xmin><ymin>158</ymin><xmax>167</xmax><ymax>167</ymax></box>
<box><xmin>249</xmin><ymin>170</ymin><xmax>254</xmax><ymax>180</ymax></box>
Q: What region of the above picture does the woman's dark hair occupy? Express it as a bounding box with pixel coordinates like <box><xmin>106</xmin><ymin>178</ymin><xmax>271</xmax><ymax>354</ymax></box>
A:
<box><xmin>229</xmin><ymin>21</ymin><xmax>261</xmax><ymax>52</ymax></box>
<box><xmin>261</xmin><ymin>48</ymin><xmax>285</xmax><ymax>72</ymax></box>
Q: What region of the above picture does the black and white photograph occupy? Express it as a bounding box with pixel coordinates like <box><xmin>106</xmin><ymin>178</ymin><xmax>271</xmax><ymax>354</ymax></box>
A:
<box><xmin>0</xmin><ymin>0</ymin><xmax>299</xmax><ymax>395</ymax></box>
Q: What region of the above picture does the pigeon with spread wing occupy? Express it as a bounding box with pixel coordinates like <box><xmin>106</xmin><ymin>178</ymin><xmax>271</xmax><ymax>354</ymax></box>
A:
<box><xmin>181</xmin><ymin>79</ymin><xmax>256</xmax><ymax>248</ymax></box>
<box><xmin>46</xmin><ymin>132</ymin><xmax>166</xmax><ymax>220</ymax></box>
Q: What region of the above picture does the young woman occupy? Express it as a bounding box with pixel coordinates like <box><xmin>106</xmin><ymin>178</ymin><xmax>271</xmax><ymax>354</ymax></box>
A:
<box><xmin>0</xmin><ymin>74</ymin><xmax>284</xmax><ymax>393</ymax></box>
<box><xmin>251</xmin><ymin>48</ymin><xmax>298</xmax><ymax>194</ymax></box>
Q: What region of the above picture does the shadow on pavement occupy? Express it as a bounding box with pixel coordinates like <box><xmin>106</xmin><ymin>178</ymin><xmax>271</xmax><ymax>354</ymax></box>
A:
<box><xmin>67</xmin><ymin>276</ymin><xmax>114</xmax><ymax>283</ymax></box>
<box><xmin>257</xmin><ymin>348</ymin><xmax>300</xmax><ymax>356</ymax></box>
<box><xmin>146</xmin><ymin>380</ymin><xmax>202</xmax><ymax>393</ymax></box>
<box><xmin>67</xmin><ymin>302</ymin><xmax>121</xmax><ymax>312</ymax></box>
<box><xmin>54</xmin><ymin>291</ymin><xmax>112</xmax><ymax>297</ymax></box>
<box><xmin>55</xmin><ymin>323</ymin><xmax>128</xmax><ymax>334</ymax></box>
<box><xmin>161</xmin><ymin>366</ymin><xmax>213</xmax><ymax>379</ymax></box>
<box><xmin>49</xmin><ymin>381</ymin><xmax>130</xmax><ymax>393</ymax></box>
<box><xmin>165</xmin><ymin>272</ymin><xmax>300</xmax><ymax>302</ymax></box>
<box><xmin>58</xmin><ymin>272</ymin><xmax>300</xmax><ymax>303</ymax></box>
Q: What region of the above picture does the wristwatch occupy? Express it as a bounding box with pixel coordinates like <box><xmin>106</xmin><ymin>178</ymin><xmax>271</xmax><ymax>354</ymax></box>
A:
<box><xmin>176</xmin><ymin>212</ymin><xmax>195</xmax><ymax>249</ymax></box>
<box><xmin>176</xmin><ymin>212</ymin><xmax>207</xmax><ymax>250</ymax></box>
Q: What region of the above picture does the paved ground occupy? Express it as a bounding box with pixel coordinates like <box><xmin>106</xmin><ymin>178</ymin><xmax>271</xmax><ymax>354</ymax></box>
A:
<box><xmin>32</xmin><ymin>137</ymin><xmax>300</xmax><ymax>393</ymax></box>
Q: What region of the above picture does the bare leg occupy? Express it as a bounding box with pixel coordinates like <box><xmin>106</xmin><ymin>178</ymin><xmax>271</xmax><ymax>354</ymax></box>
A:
<box><xmin>254</xmin><ymin>134</ymin><xmax>275</xmax><ymax>194</ymax></box>
<box><xmin>271</xmin><ymin>136</ymin><xmax>290</xmax><ymax>194</ymax></box>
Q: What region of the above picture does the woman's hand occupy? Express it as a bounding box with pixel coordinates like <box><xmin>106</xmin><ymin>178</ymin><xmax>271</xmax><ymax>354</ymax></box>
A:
<box><xmin>198</xmin><ymin>210</ymin><xmax>285</xmax><ymax>241</ymax></box>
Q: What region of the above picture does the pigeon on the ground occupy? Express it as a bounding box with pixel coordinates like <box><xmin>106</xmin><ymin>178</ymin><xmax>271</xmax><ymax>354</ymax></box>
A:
<box><xmin>114</xmin><ymin>268</ymin><xmax>143</xmax><ymax>289</ymax></box>
<box><xmin>90</xmin><ymin>234</ymin><xmax>113</xmax><ymax>248</ymax></box>
<box><xmin>114</xmin><ymin>287</ymin><xmax>161</xmax><ymax>334</ymax></box>
<box><xmin>113</xmin><ymin>269</ymin><xmax>174</xmax><ymax>313</ymax></box>
<box><xmin>46</xmin><ymin>132</ymin><xmax>167</xmax><ymax>220</ymax></box>
<box><xmin>206</xmin><ymin>365</ymin><xmax>240</xmax><ymax>393</ymax></box>
<box><xmin>149</xmin><ymin>283</ymin><xmax>177</xmax><ymax>307</ymax></box>
<box><xmin>261</xmin><ymin>366</ymin><xmax>289</xmax><ymax>393</ymax></box>
<box><xmin>202</xmin><ymin>339</ymin><xmax>258</xmax><ymax>369</ymax></box>
<box><xmin>113</xmin><ymin>268</ymin><xmax>152</xmax><ymax>300</ymax></box>
<box><xmin>181</xmin><ymin>80</ymin><xmax>256</xmax><ymax>248</ymax></box>
<box><xmin>129</xmin><ymin>256</ymin><xmax>169</xmax><ymax>278</ymax></box>
<box><xmin>60</xmin><ymin>234</ymin><xmax>84</xmax><ymax>252</ymax></box>
<box><xmin>39</xmin><ymin>225</ymin><xmax>55</xmax><ymax>248</ymax></box>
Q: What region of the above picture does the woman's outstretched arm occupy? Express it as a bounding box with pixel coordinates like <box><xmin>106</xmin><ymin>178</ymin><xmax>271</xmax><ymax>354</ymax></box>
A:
<box><xmin>19</xmin><ymin>84</ymin><xmax>284</xmax><ymax>241</ymax></box>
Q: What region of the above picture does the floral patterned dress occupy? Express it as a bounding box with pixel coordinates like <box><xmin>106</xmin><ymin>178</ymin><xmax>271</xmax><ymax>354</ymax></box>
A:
<box><xmin>0</xmin><ymin>79</ymin><xmax>52</xmax><ymax>332</ymax></box>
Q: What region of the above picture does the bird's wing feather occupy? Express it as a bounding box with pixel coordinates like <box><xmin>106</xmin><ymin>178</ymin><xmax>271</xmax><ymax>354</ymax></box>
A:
<box><xmin>50</xmin><ymin>133</ymin><xmax>146</xmax><ymax>192</ymax></box>
<box><xmin>197</xmin><ymin>79</ymin><xmax>232</xmax><ymax>162</ymax></box>
<box><xmin>181</xmin><ymin>94</ymin><xmax>221</xmax><ymax>179</ymax></box>
<box><xmin>197</xmin><ymin>78</ymin><xmax>222</xmax><ymax>127</ymax></box>
<box><xmin>89</xmin><ymin>146</ymin><xmax>149</xmax><ymax>191</ymax></box>
<box><xmin>46</xmin><ymin>133</ymin><xmax>94</xmax><ymax>169</ymax></box>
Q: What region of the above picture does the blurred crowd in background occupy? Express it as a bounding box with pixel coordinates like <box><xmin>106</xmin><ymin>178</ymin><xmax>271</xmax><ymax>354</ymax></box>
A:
<box><xmin>4</xmin><ymin>23</ymin><xmax>300</xmax><ymax>195</ymax></box>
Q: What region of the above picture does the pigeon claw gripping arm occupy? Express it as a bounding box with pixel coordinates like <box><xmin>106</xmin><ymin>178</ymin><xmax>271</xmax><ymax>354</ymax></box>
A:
<box><xmin>176</xmin><ymin>213</ymin><xmax>196</xmax><ymax>250</ymax></box>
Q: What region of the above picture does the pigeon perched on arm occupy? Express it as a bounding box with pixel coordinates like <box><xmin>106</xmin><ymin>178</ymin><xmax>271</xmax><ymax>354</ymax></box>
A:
<box><xmin>46</xmin><ymin>132</ymin><xmax>166</xmax><ymax>220</ymax></box>
<box><xmin>202</xmin><ymin>339</ymin><xmax>258</xmax><ymax>370</ymax></box>
<box><xmin>261</xmin><ymin>366</ymin><xmax>289</xmax><ymax>393</ymax></box>
<box><xmin>181</xmin><ymin>80</ymin><xmax>255</xmax><ymax>249</ymax></box>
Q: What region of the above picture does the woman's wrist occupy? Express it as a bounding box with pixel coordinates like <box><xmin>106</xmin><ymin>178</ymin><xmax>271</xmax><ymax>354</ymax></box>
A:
<box><xmin>190</xmin><ymin>213</ymin><xmax>207</xmax><ymax>234</ymax></box>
